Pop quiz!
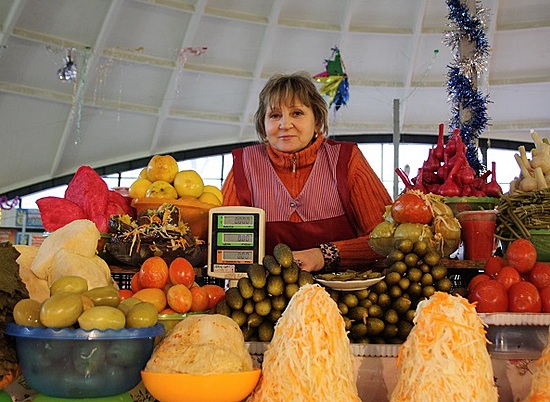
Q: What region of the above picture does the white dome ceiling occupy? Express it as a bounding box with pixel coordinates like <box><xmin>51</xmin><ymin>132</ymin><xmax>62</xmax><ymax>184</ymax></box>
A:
<box><xmin>1</xmin><ymin>0</ymin><xmax>550</xmax><ymax>197</ymax></box>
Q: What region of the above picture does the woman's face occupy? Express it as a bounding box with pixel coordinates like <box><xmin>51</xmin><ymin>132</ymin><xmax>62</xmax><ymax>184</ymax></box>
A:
<box><xmin>264</xmin><ymin>99</ymin><xmax>317</xmax><ymax>153</ymax></box>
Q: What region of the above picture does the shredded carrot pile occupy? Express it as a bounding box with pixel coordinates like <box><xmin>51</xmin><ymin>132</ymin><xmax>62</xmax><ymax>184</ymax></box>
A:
<box><xmin>390</xmin><ymin>292</ymin><xmax>498</xmax><ymax>402</ymax></box>
<box><xmin>523</xmin><ymin>327</ymin><xmax>550</xmax><ymax>402</ymax></box>
<box><xmin>247</xmin><ymin>284</ymin><xmax>360</xmax><ymax>402</ymax></box>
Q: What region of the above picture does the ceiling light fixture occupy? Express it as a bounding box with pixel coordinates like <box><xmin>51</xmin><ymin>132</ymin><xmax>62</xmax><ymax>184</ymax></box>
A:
<box><xmin>57</xmin><ymin>48</ymin><xmax>77</xmax><ymax>82</ymax></box>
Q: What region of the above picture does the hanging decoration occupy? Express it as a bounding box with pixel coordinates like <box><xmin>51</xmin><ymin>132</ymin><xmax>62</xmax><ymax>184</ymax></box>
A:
<box><xmin>314</xmin><ymin>46</ymin><xmax>349</xmax><ymax>111</ymax></box>
<box><xmin>176</xmin><ymin>46</ymin><xmax>208</xmax><ymax>68</ymax></box>
<box><xmin>0</xmin><ymin>196</ymin><xmax>20</xmax><ymax>210</ymax></box>
<box><xmin>57</xmin><ymin>48</ymin><xmax>78</xmax><ymax>82</ymax></box>
<box><xmin>445</xmin><ymin>0</ymin><xmax>491</xmax><ymax>175</ymax></box>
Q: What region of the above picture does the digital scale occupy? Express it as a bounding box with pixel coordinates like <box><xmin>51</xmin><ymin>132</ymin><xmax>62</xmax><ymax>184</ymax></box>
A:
<box><xmin>207</xmin><ymin>206</ymin><xmax>266</xmax><ymax>280</ymax></box>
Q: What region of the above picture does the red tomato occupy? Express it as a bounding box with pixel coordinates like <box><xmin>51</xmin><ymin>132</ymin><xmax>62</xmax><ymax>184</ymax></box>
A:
<box><xmin>468</xmin><ymin>279</ymin><xmax>508</xmax><ymax>313</ymax></box>
<box><xmin>169</xmin><ymin>257</ymin><xmax>196</xmax><ymax>288</ymax></box>
<box><xmin>202</xmin><ymin>284</ymin><xmax>226</xmax><ymax>310</ymax></box>
<box><xmin>496</xmin><ymin>266</ymin><xmax>521</xmax><ymax>291</ymax></box>
<box><xmin>467</xmin><ymin>274</ymin><xmax>491</xmax><ymax>293</ymax></box>
<box><xmin>508</xmin><ymin>281</ymin><xmax>542</xmax><ymax>313</ymax></box>
<box><xmin>484</xmin><ymin>256</ymin><xmax>507</xmax><ymax>278</ymax></box>
<box><xmin>539</xmin><ymin>286</ymin><xmax>550</xmax><ymax>313</ymax></box>
<box><xmin>529</xmin><ymin>262</ymin><xmax>550</xmax><ymax>289</ymax></box>
<box><xmin>391</xmin><ymin>193</ymin><xmax>432</xmax><ymax>224</ymax></box>
<box><xmin>505</xmin><ymin>238</ymin><xmax>537</xmax><ymax>274</ymax></box>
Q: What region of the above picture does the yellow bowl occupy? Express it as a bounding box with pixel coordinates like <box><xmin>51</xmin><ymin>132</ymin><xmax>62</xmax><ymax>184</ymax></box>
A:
<box><xmin>141</xmin><ymin>369</ymin><xmax>261</xmax><ymax>402</ymax></box>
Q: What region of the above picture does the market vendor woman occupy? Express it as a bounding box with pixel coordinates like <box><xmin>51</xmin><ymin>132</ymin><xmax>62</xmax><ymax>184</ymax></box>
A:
<box><xmin>222</xmin><ymin>72</ymin><xmax>392</xmax><ymax>273</ymax></box>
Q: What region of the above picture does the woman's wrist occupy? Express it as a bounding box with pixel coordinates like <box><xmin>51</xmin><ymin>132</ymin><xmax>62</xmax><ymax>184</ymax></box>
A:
<box><xmin>318</xmin><ymin>242</ymin><xmax>341</xmax><ymax>271</ymax></box>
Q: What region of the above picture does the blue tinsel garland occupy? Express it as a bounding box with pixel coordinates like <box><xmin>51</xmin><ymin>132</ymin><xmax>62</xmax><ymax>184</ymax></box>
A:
<box><xmin>445</xmin><ymin>0</ymin><xmax>491</xmax><ymax>175</ymax></box>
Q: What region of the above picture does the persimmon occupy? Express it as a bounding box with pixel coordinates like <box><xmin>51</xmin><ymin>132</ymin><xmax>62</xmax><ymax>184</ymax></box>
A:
<box><xmin>133</xmin><ymin>288</ymin><xmax>167</xmax><ymax>313</ymax></box>
<box><xmin>130</xmin><ymin>272</ymin><xmax>142</xmax><ymax>293</ymax></box>
<box><xmin>189</xmin><ymin>286</ymin><xmax>210</xmax><ymax>312</ymax></box>
<box><xmin>139</xmin><ymin>256</ymin><xmax>170</xmax><ymax>289</ymax></box>
<box><xmin>166</xmin><ymin>284</ymin><xmax>193</xmax><ymax>313</ymax></box>
<box><xmin>202</xmin><ymin>284</ymin><xmax>226</xmax><ymax>310</ymax></box>
<box><xmin>169</xmin><ymin>257</ymin><xmax>195</xmax><ymax>288</ymax></box>
<box><xmin>118</xmin><ymin>289</ymin><xmax>134</xmax><ymax>301</ymax></box>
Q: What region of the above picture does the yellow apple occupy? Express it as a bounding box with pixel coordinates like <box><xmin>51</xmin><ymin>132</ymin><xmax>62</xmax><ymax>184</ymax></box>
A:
<box><xmin>146</xmin><ymin>155</ymin><xmax>179</xmax><ymax>183</ymax></box>
<box><xmin>202</xmin><ymin>185</ymin><xmax>223</xmax><ymax>204</ymax></box>
<box><xmin>173</xmin><ymin>170</ymin><xmax>204</xmax><ymax>198</ymax></box>
<box><xmin>145</xmin><ymin>180</ymin><xmax>178</xmax><ymax>199</ymax></box>
<box><xmin>128</xmin><ymin>178</ymin><xmax>153</xmax><ymax>198</ymax></box>
<box><xmin>198</xmin><ymin>191</ymin><xmax>222</xmax><ymax>206</ymax></box>
<box><xmin>139</xmin><ymin>168</ymin><xmax>148</xmax><ymax>179</ymax></box>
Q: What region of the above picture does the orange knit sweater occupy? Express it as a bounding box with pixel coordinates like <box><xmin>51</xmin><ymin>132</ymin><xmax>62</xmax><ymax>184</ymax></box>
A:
<box><xmin>222</xmin><ymin>138</ymin><xmax>393</xmax><ymax>269</ymax></box>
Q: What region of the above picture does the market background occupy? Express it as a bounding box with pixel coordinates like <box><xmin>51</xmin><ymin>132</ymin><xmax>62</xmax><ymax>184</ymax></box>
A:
<box><xmin>1</xmin><ymin>0</ymin><xmax>550</xmax><ymax>208</ymax></box>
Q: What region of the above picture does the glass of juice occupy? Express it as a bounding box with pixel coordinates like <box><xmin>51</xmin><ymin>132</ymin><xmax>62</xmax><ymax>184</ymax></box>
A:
<box><xmin>457</xmin><ymin>210</ymin><xmax>497</xmax><ymax>261</ymax></box>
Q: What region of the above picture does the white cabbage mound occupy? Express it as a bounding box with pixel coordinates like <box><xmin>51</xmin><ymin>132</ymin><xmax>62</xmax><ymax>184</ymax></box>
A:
<box><xmin>145</xmin><ymin>314</ymin><xmax>253</xmax><ymax>374</ymax></box>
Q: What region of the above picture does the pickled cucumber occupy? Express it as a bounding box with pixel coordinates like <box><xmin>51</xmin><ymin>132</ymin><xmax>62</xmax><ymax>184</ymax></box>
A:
<box><xmin>273</xmin><ymin>243</ymin><xmax>293</xmax><ymax>268</ymax></box>
<box><xmin>263</xmin><ymin>254</ymin><xmax>282</xmax><ymax>275</ymax></box>
<box><xmin>247</xmin><ymin>263</ymin><xmax>267</xmax><ymax>289</ymax></box>
<box><xmin>238</xmin><ymin>277</ymin><xmax>254</xmax><ymax>299</ymax></box>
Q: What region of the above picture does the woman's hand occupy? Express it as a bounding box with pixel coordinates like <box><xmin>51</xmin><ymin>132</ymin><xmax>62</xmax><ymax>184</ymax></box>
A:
<box><xmin>292</xmin><ymin>248</ymin><xmax>325</xmax><ymax>273</ymax></box>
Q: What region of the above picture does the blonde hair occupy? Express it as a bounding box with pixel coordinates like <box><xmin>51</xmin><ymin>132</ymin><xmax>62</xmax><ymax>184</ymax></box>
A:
<box><xmin>254</xmin><ymin>71</ymin><xmax>329</xmax><ymax>142</ymax></box>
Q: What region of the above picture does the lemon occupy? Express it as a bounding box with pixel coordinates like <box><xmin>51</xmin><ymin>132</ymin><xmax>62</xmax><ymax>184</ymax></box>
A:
<box><xmin>202</xmin><ymin>185</ymin><xmax>223</xmax><ymax>203</ymax></box>
<box><xmin>138</xmin><ymin>168</ymin><xmax>148</xmax><ymax>179</ymax></box>
<box><xmin>145</xmin><ymin>181</ymin><xmax>178</xmax><ymax>199</ymax></box>
<box><xmin>198</xmin><ymin>191</ymin><xmax>222</xmax><ymax>206</ymax></box>
<box><xmin>173</xmin><ymin>170</ymin><xmax>204</xmax><ymax>198</ymax></box>
<box><xmin>129</xmin><ymin>178</ymin><xmax>153</xmax><ymax>198</ymax></box>
<box><xmin>146</xmin><ymin>155</ymin><xmax>179</xmax><ymax>183</ymax></box>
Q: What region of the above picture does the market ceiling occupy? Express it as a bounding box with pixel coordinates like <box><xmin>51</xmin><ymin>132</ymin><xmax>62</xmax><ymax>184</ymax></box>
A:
<box><xmin>1</xmin><ymin>0</ymin><xmax>550</xmax><ymax>199</ymax></box>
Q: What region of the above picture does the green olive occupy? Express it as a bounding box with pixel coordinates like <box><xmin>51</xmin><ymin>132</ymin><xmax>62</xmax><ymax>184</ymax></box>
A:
<box><xmin>50</xmin><ymin>276</ymin><xmax>88</xmax><ymax>296</ymax></box>
<box><xmin>125</xmin><ymin>302</ymin><xmax>158</xmax><ymax>328</ymax></box>
<box><xmin>13</xmin><ymin>298</ymin><xmax>42</xmax><ymax>327</ymax></box>
<box><xmin>83</xmin><ymin>286</ymin><xmax>120</xmax><ymax>307</ymax></box>
<box><xmin>40</xmin><ymin>292</ymin><xmax>84</xmax><ymax>328</ymax></box>
<box><xmin>78</xmin><ymin>306</ymin><xmax>126</xmax><ymax>330</ymax></box>
<box><xmin>118</xmin><ymin>296</ymin><xmax>145</xmax><ymax>316</ymax></box>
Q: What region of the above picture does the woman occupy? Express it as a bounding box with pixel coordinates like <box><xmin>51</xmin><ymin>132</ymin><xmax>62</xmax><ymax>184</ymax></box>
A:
<box><xmin>222</xmin><ymin>71</ymin><xmax>392</xmax><ymax>272</ymax></box>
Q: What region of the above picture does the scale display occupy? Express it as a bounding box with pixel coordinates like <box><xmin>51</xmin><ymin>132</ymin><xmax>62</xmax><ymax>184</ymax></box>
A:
<box><xmin>207</xmin><ymin>206</ymin><xmax>265</xmax><ymax>280</ymax></box>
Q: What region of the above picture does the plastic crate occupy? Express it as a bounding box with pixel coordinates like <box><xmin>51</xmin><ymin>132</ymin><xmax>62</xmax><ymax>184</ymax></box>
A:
<box><xmin>111</xmin><ymin>272</ymin><xmax>134</xmax><ymax>290</ymax></box>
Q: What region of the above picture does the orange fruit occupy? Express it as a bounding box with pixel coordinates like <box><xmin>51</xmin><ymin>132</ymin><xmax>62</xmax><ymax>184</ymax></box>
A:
<box><xmin>169</xmin><ymin>257</ymin><xmax>195</xmax><ymax>288</ymax></box>
<box><xmin>133</xmin><ymin>288</ymin><xmax>167</xmax><ymax>312</ymax></box>
<box><xmin>189</xmin><ymin>286</ymin><xmax>210</xmax><ymax>312</ymax></box>
<box><xmin>166</xmin><ymin>284</ymin><xmax>193</xmax><ymax>313</ymax></box>
<box><xmin>139</xmin><ymin>256</ymin><xmax>169</xmax><ymax>289</ymax></box>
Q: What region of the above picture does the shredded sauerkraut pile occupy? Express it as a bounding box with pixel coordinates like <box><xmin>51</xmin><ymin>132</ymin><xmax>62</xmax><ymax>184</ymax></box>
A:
<box><xmin>523</xmin><ymin>326</ymin><xmax>550</xmax><ymax>402</ymax></box>
<box><xmin>248</xmin><ymin>284</ymin><xmax>360</xmax><ymax>402</ymax></box>
<box><xmin>390</xmin><ymin>292</ymin><xmax>498</xmax><ymax>402</ymax></box>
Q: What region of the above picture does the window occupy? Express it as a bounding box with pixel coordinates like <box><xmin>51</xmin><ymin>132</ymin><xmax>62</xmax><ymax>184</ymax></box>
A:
<box><xmin>19</xmin><ymin>143</ymin><xmax>518</xmax><ymax>210</ymax></box>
